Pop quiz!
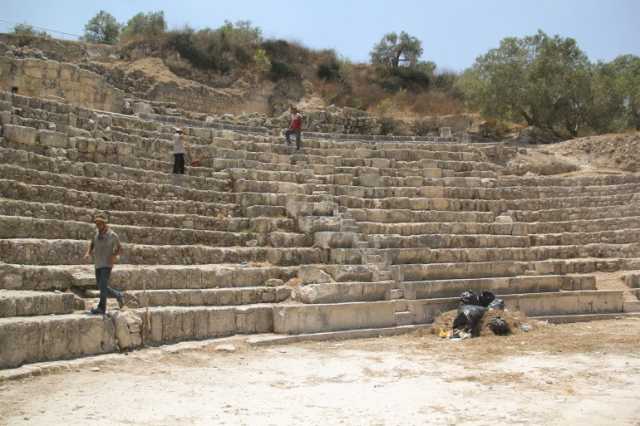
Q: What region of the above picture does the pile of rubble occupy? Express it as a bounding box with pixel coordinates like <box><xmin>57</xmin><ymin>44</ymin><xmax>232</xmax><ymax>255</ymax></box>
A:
<box><xmin>432</xmin><ymin>290</ymin><xmax>536</xmax><ymax>339</ymax></box>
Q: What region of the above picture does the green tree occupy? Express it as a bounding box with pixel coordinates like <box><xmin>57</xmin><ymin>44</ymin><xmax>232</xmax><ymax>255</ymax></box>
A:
<box><xmin>459</xmin><ymin>30</ymin><xmax>593</xmax><ymax>137</ymax></box>
<box><xmin>608</xmin><ymin>55</ymin><xmax>640</xmax><ymax>129</ymax></box>
<box><xmin>370</xmin><ymin>31</ymin><xmax>423</xmax><ymax>69</ymax></box>
<box><xmin>121</xmin><ymin>11</ymin><xmax>166</xmax><ymax>40</ymax></box>
<box><xmin>83</xmin><ymin>10</ymin><xmax>120</xmax><ymax>44</ymax></box>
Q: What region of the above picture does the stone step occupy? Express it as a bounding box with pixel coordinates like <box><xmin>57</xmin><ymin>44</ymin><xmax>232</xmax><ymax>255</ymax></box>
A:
<box><xmin>334</xmin><ymin>193</ymin><xmax>632</xmax><ymax>213</ymax></box>
<box><xmin>623</xmin><ymin>272</ymin><xmax>640</xmax><ymax>288</ymax></box>
<box><xmin>443</xmin><ymin>183</ymin><xmax>640</xmax><ymax>200</ymax></box>
<box><xmin>401</xmin><ymin>274</ymin><xmax>596</xmax><ymax>300</ymax></box>
<box><xmin>389</xmin><ymin>289</ymin><xmax>404</xmax><ymax>299</ymax></box>
<box><xmin>295</xmin><ymin>281</ymin><xmax>395</xmax><ymax>304</ymax></box>
<box><xmin>405</xmin><ymin>290</ymin><xmax>624</xmax><ymax>324</ymax></box>
<box><xmin>512</xmin><ymin>204</ymin><xmax>640</xmax><ymax>222</ymax></box>
<box><xmin>0</xmin><ymin>164</ymin><xmax>237</xmax><ymax>205</ymax></box>
<box><xmin>0</xmin><ymin>179</ymin><xmax>238</xmax><ymax>217</ymax></box>
<box><xmin>0</xmin><ymin>145</ymin><xmax>230</xmax><ymax>192</ymax></box>
<box><xmin>528</xmin><ymin>217</ymin><xmax>640</xmax><ymax>234</ymax></box>
<box><xmin>0</xmin><ymin>239</ymin><xmax>325</xmax><ymax>266</ymax></box>
<box><xmin>369</xmin><ymin>233</ymin><xmax>531</xmax><ymax>249</ymax></box>
<box><xmin>364</xmin><ymin>254</ymin><xmax>384</xmax><ymax>264</ymax></box>
<box><xmin>498</xmin><ymin>174</ymin><xmax>640</xmax><ymax>188</ymax></box>
<box><xmin>85</xmin><ymin>286</ymin><xmax>292</xmax><ymax>307</ymax></box>
<box><xmin>244</xmin><ymin>205</ymin><xmax>287</xmax><ymax>218</ymax></box>
<box><xmin>0</xmin><ymin>290</ymin><xmax>76</xmax><ymax>317</ymax></box>
<box><xmin>0</xmin><ymin>198</ymin><xmax>296</xmax><ymax>233</ymax></box>
<box><xmin>341</xmin><ymin>219</ymin><xmax>356</xmax><ymax>227</ymax></box>
<box><xmin>359</xmin><ymin>216</ymin><xmax>640</xmax><ymax>236</ymax></box>
<box><xmin>332</xmin><ymin>243</ymin><xmax>640</xmax><ymax>266</ymax></box>
<box><xmin>342</xmin><ymin>226</ymin><xmax>360</xmax><ymax>233</ymax></box>
<box><xmin>532</xmin><ymin>312</ymin><xmax>640</xmax><ymax>323</ymax></box>
<box><xmin>0</xmin><ymin>304</ymin><xmax>273</xmax><ymax>369</ymax></box>
<box><xmin>70</xmin><ymin>264</ymin><xmax>299</xmax><ymax>291</ymax></box>
<box><xmin>0</xmin><ymin>215</ymin><xmax>304</xmax><ymax>247</ymax></box>
<box><xmin>326</xmin><ymin>181</ymin><xmax>640</xmax><ymax>200</ymax></box>
<box><xmin>273</xmin><ymin>290</ymin><xmax>624</xmax><ymax>334</ymax></box>
<box><xmin>349</xmin><ymin>208</ymin><xmax>496</xmax><ymax>224</ymax></box>
<box><xmin>367</xmin><ymin>229</ymin><xmax>640</xmax><ymax>250</ymax></box>
<box><xmin>0</xmin><ymin>313</ymin><xmax>117</xmax><ymax>369</ymax></box>
<box><xmin>375</xmin><ymin>270</ymin><xmax>393</xmax><ymax>281</ymax></box>
<box><xmin>397</xmin><ymin>258</ymin><xmax>639</xmax><ymax>282</ymax></box>
<box><xmin>394</xmin><ymin>311</ymin><xmax>414</xmax><ymax>326</ymax></box>
<box><xmin>623</xmin><ymin>299</ymin><xmax>640</xmax><ymax>312</ymax></box>
<box><xmin>233</xmin><ymin>179</ymin><xmax>309</xmax><ymax>196</ymax></box>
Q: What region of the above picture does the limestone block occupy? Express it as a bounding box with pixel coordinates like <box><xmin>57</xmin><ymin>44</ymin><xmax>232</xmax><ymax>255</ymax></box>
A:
<box><xmin>38</xmin><ymin>129</ymin><xmax>68</xmax><ymax>148</ymax></box>
<box><xmin>192</xmin><ymin>127</ymin><xmax>211</xmax><ymax>140</ymax></box>
<box><xmin>207</xmin><ymin>308</ymin><xmax>236</xmax><ymax>337</ymax></box>
<box><xmin>265</xmin><ymin>278</ymin><xmax>284</xmax><ymax>287</ymax></box>
<box><xmin>273</xmin><ymin>301</ymin><xmax>397</xmax><ymax>334</ymax></box>
<box><xmin>193</xmin><ymin>309</ymin><xmax>209</xmax><ymax>339</ymax></box>
<box><xmin>132</xmin><ymin>101</ymin><xmax>153</xmax><ymax>115</ymax></box>
<box><xmin>369</xmin><ymin>158</ymin><xmax>391</xmax><ymax>169</ymax></box>
<box><xmin>359</xmin><ymin>173</ymin><xmax>382</xmax><ymax>187</ymax></box>
<box><xmin>0</xmin><ymin>294</ymin><xmax>17</xmax><ymax>317</ymax></box>
<box><xmin>0</xmin><ymin>111</ymin><xmax>11</xmax><ymax>127</ymax></box>
<box><xmin>4</xmin><ymin>124</ymin><xmax>37</xmax><ymax>145</ymax></box>
<box><xmin>419</xmin><ymin>186</ymin><xmax>445</xmax><ymax>198</ymax></box>
<box><xmin>314</xmin><ymin>232</ymin><xmax>356</xmax><ymax>249</ymax></box>
<box><xmin>512</xmin><ymin>223</ymin><xmax>529</xmax><ymax>236</ymax></box>
<box><xmin>299</xmin><ymin>266</ymin><xmax>335</xmax><ymax>285</ymax></box>
<box><xmin>421</xmin><ymin>168</ymin><xmax>441</xmax><ymax>178</ymax></box>
<box><xmin>495</xmin><ymin>215</ymin><xmax>514</xmax><ymax>224</ymax></box>
<box><xmin>298</xmin><ymin>216</ymin><xmax>341</xmax><ymax>234</ymax></box>
<box><xmin>298</xmin><ymin>282</ymin><xmax>389</xmax><ymax>304</ymax></box>
<box><xmin>0</xmin><ymin>271</ymin><xmax>23</xmax><ymax>290</ymax></box>
<box><xmin>111</xmin><ymin>310</ymin><xmax>143</xmax><ymax>350</ymax></box>
<box><xmin>149</xmin><ymin>310</ymin><xmax>163</xmax><ymax>343</ymax></box>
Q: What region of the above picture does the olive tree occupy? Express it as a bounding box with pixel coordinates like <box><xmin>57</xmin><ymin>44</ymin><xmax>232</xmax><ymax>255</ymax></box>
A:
<box><xmin>83</xmin><ymin>10</ymin><xmax>120</xmax><ymax>44</ymax></box>
<box><xmin>370</xmin><ymin>31</ymin><xmax>423</xmax><ymax>69</ymax></box>
<box><xmin>459</xmin><ymin>30</ymin><xmax>592</xmax><ymax>137</ymax></box>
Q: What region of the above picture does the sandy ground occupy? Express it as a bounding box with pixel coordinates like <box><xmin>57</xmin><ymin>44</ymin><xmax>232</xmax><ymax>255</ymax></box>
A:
<box><xmin>1</xmin><ymin>318</ymin><xmax>640</xmax><ymax>426</ymax></box>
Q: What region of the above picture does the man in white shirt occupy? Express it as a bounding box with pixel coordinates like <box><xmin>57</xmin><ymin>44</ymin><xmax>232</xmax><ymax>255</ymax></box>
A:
<box><xmin>172</xmin><ymin>127</ymin><xmax>191</xmax><ymax>174</ymax></box>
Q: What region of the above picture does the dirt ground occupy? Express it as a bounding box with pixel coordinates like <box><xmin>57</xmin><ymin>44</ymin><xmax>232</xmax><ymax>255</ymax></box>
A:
<box><xmin>504</xmin><ymin>131</ymin><xmax>640</xmax><ymax>177</ymax></box>
<box><xmin>1</xmin><ymin>318</ymin><xmax>640</xmax><ymax>426</ymax></box>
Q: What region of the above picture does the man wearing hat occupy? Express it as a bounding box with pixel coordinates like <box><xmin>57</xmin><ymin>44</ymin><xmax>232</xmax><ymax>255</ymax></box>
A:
<box><xmin>173</xmin><ymin>127</ymin><xmax>191</xmax><ymax>174</ymax></box>
<box><xmin>84</xmin><ymin>213</ymin><xmax>124</xmax><ymax>314</ymax></box>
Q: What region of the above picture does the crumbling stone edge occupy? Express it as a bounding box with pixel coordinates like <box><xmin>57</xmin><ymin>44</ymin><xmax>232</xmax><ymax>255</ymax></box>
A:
<box><xmin>0</xmin><ymin>324</ymin><xmax>431</xmax><ymax>383</ymax></box>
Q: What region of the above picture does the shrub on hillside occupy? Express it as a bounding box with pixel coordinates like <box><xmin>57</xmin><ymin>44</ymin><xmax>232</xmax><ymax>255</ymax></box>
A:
<box><xmin>166</xmin><ymin>21</ymin><xmax>262</xmax><ymax>73</ymax></box>
<box><xmin>121</xmin><ymin>11</ymin><xmax>167</xmax><ymax>42</ymax></box>
<box><xmin>379</xmin><ymin>116</ymin><xmax>398</xmax><ymax>135</ymax></box>
<box><xmin>11</xmin><ymin>24</ymin><xmax>50</xmax><ymax>45</ymax></box>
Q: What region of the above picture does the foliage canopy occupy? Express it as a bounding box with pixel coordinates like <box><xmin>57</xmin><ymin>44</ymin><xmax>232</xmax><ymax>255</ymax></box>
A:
<box><xmin>83</xmin><ymin>10</ymin><xmax>120</xmax><ymax>45</ymax></box>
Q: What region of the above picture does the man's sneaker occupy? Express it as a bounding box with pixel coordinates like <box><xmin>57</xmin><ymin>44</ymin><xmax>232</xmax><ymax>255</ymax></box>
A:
<box><xmin>116</xmin><ymin>292</ymin><xmax>125</xmax><ymax>309</ymax></box>
<box><xmin>89</xmin><ymin>307</ymin><xmax>105</xmax><ymax>315</ymax></box>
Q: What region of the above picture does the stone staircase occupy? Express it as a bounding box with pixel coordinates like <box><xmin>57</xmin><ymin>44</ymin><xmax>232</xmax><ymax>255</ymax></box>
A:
<box><xmin>1</xmin><ymin>90</ymin><xmax>640</xmax><ymax>370</ymax></box>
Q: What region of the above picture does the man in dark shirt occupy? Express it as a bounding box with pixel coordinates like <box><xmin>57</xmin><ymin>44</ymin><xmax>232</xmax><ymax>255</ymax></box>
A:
<box><xmin>84</xmin><ymin>213</ymin><xmax>124</xmax><ymax>314</ymax></box>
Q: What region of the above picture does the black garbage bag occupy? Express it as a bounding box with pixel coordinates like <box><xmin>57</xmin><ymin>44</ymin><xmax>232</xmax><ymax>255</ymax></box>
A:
<box><xmin>459</xmin><ymin>290</ymin><xmax>479</xmax><ymax>306</ymax></box>
<box><xmin>478</xmin><ymin>291</ymin><xmax>496</xmax><ymax>307</ymax></box>
<box><xmin>488</xmin><ymin>298</ymin><xmax>505</xmax><ymax>310</ymax></box>
<box><xmin>453</xmin><ymin>304</ymin><xmax>487</xmax><ymax>336</ymax></box>
<box><xmin>488</xmin><ymin>316</ymin><xmax>510</xmax><ymax>335</ymax></box>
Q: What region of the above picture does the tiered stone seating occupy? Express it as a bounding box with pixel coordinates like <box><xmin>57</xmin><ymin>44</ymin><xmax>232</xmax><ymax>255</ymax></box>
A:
<box><xmin>1</xmin><ymin>90</ymin><xmax>639</xmax><ymax>369</ymax></box>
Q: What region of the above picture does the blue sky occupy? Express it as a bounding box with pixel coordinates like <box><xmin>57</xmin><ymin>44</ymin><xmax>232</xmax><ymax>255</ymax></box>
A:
<box><xmin>2</xmin><ymin>0</ymin><xmax>639</xmax><ymax>71</ymax></box>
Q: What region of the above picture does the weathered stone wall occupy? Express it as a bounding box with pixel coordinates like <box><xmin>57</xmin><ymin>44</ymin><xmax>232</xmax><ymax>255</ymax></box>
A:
<box><xmin>0</xmin><ymin>57</ymin><xmax>125</xmax><ymax>113</ymax></box>
<box><xmin>0</xmin><ymin>34</ymin><xmax>115</xmax><ymax>64</ymax></box>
